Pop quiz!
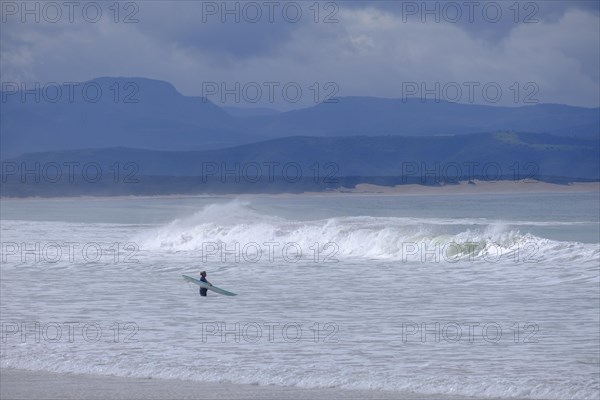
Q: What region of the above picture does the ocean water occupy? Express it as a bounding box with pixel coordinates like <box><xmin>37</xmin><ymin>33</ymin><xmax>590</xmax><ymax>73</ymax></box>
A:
<box><xmin>1</xmin><ymin>193</ymin><xmax>599</xmax><ymax>399</ymax></box>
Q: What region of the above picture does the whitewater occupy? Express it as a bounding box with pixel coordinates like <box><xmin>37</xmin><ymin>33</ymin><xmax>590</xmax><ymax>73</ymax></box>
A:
<box><xmin>1</xmin><ymin>192</ymin><xmax>599</xmax><ymax>399</ymax></box>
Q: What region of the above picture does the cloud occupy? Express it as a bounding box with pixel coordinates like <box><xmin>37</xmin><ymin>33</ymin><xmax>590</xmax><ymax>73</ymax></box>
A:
<box><xmin>1</xmin><ymin>1</ymin><xmax>598</xmax><ymax>108</ymax></box>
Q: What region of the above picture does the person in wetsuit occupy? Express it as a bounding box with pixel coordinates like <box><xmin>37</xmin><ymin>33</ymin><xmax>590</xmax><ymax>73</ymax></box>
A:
<box><xmin>199</xmin><ymin>271</ymin><xmax>212</xmax><ymax>297</ymax></box>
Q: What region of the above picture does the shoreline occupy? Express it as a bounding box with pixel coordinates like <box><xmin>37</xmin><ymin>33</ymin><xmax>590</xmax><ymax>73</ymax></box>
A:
<box><xmin>0</xmin><ymin>368</ymin><xmax>513</xmax><ymax>400</ymax></box>
<box><xmin>0</xmin><ymin>180</ymin><xmax>598</xmax><ymax>200</ymax></box>
<box><xmin>316</xmin><ymin>180</ymin><xmax>600</xmax><ymax>196</ymax></box>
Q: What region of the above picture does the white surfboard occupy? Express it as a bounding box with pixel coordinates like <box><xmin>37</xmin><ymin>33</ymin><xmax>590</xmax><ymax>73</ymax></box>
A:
<box><xmin>182</xmin><ymin>275</ymin><xmax>237</xmax><ymax>296</ymax></box>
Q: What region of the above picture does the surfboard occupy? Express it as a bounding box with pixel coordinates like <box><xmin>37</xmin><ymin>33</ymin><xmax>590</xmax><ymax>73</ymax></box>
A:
<box><xmin>182</xmin><ymin>275</ymin><xmax>237</xmax><ymax>296</ymax></box>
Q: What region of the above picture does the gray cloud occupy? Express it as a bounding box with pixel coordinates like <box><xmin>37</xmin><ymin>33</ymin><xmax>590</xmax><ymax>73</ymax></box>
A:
<box><xmin>1</xmin><ymin>0</ymin><xmax>598</xmax><ymax>109</ymax></box>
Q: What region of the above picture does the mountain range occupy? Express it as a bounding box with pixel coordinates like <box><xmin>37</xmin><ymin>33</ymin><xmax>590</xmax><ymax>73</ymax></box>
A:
<box><xmin>2</xmin><ymin>77</ymin><xmax>598</xmax><ymax>196</ymax></box>
<box><xmin>2</xmin><ymin>77</ymin><xmax>598</xmax><ymax>158</ymax></box>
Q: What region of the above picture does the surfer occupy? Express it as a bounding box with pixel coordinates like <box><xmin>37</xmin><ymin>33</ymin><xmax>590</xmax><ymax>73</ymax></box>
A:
<box><xmin>199</xmin><ymin>271</ymin><xmax>212</xmax><ymax>297</ymax></box>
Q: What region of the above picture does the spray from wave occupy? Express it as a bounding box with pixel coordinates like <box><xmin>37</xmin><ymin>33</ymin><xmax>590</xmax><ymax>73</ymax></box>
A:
<box><xmin>135</xmin><ymin>201</ymin><xmax>599</xmax><ymax>264</ymax></box>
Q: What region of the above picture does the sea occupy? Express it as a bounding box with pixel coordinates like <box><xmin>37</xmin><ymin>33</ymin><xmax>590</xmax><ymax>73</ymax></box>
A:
<box><xmin>1</xmin><ymin>192</ymin><xmax>599</xmax><ymax>399</ymax></box>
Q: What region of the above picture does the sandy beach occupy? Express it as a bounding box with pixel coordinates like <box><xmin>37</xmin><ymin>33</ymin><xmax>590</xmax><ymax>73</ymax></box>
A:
<box><xmin>1</xmin><ymin>180</ymin><xmax>598</xmax><ymax>201</ymax></box>
<box><xmin>323</xmin><ymin>180</ymin><xmax>600</xmax><ymax>196</ymax></box>
<box><xmin>0</xmin><ymin>368</ymin><xmax>512</xmax><ymax>400</ymax></box>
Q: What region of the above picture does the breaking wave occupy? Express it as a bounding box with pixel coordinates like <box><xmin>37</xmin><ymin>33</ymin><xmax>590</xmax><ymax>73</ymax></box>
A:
<box><xmin>136</xmin><ymin>201</ymin><xmax>599</xmax><ymax>264</ymax></box>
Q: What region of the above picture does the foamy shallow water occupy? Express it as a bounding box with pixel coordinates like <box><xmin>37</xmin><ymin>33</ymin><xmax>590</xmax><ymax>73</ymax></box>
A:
<box><xmin>1</xmin><ymin>193</ymin><xmax>599</xmax><ymax>399</ymax></box>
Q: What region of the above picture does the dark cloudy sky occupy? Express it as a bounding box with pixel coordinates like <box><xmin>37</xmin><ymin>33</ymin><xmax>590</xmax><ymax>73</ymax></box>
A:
<box><xmin>1</xmin><ymin>1</ymin><xmax>599</xmax><ymax>109</ymax></box>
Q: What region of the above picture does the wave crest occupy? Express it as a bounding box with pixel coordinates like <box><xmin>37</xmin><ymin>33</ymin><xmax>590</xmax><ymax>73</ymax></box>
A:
<box><xmin>136</xmin><ymin>201</ymin><xmax>599</xmax><ymax>264</ymax></box>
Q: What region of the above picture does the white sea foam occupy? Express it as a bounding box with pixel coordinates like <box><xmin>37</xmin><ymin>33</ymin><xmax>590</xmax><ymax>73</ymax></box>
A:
<box><xmin>135</xmin><ymin>201</ymin><xmax>599</xmax><ymax>264</ymax></box>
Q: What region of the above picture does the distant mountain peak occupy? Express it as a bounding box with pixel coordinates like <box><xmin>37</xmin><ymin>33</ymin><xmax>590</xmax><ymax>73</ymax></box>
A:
<box><xmin>1</xmin><ymin>77</ymin><xmax>598</xmax><ymax>158</ymax></box>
